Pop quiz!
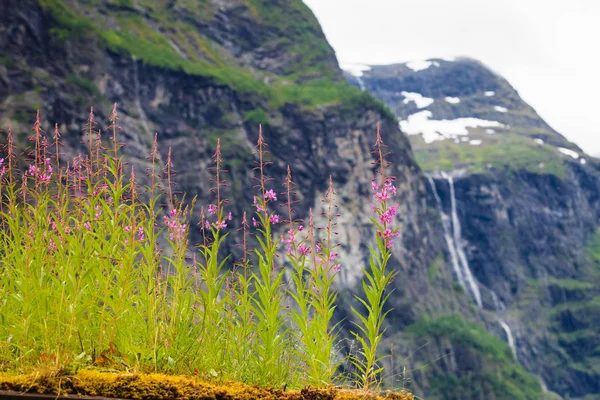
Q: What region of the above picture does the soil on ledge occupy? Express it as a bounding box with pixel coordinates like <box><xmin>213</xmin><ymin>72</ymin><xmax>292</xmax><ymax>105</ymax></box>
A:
<box><xmin>0</xmin><ymin>371</ymin><xmax>413</xmax><ymax>400</ymax></box>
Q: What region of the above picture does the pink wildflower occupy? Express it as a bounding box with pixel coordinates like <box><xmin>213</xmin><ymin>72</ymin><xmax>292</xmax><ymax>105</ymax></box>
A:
<box><xmin>207</xmin><ymin>204</ymin><xmax>217</xmax><ymax>215</ymax></box>
<box><xmin>298</xmin><ymin>244</ymin><xmax>309</xmax><ymax>256</ymax></box>
<box><xmin>377</xmin><ymin>228</ymin><xmax>400</xmax><ymax>249</ymax></box>
<box><xmin>270</xmin><ymin>214</ymin><xmax>280</xmax><ymax>224</ymax></box>
<box><xmin>214</xmin><ymin>220</ymin><xmax>227</xmax><ymax>230</ymax></box>
<box><xmin>137</xmin><ymin>226</ymin><xmax>145</xmax><ymax>241</ymax></box>
<box><xmin>332</xmin><ymin>264</ymin><xmax>341</xmax><ymax>273</ymax></box>
<box><xmin>379</xmin><ymin>203</ymin><xmax>399</xmax><ymax>225</ymax></box>
<box><xmin>254</xmin><ymin>197</ymin><xmax>265</xmax><ymax>212</ymax></box>
<box><xmin>264</xmin><ymin>189</ymin><xmax>277</xmax><ymax>201</ymax></box>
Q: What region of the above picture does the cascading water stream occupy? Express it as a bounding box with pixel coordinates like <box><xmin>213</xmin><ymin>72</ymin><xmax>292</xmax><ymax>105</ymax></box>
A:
<box><xmin>427</xmin><ymin>176</ymin><xmax>466</xmax><ymax>289</ymax></box>
<box><xmin>499</xmin><ymin>320</ymin><xmax>517</xmax><ymax>359</ymax></box>
<box><xmin>491</xmin><ymin>289</ymin><xmax>518</xmax><ymax>360</ymax></box>
<box><xmin>491</xmin><ymin>290</ymin><xmax>506</xmax><ymax>312</ymax></box>
<box><xmin>429</xmin><ymin>174</ymin><xmax>519</xmax><ymax>359</ymax></box>
<box><xmin>441</xmin><ymin>173</ymin><xmax>482</xmax><ymax>307</ymax></box>
<box><xmin>356</xmin><ymin>75</ymin><xmax>366</xmax><ymax>91</ymax></box>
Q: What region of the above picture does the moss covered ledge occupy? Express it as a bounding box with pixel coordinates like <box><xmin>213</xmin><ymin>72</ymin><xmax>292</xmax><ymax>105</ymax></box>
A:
<box><xmin>0</xmin><ymin>371</ymin><xmax>413</xmax><ymax>400</ymax></box>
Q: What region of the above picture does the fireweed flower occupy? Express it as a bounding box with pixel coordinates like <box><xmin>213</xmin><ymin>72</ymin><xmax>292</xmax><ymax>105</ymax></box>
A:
<box><xmin>377</xmin><ymin>228</ymin><xmax>400</xmax><ymax>248</ymax></box>
<box><xmin>253</xmin><ymin>196</ymin><xmax>265</xmax><ymax>212</ymax></box>
<box><xmin>270</xmin><ymin>214</ymin><xmax>280</xmax><ymax>224</ymax></box>
<box><xmin>281</xmin><ymin>229</ymin><xmax>296</xmax><ymax>254</ymax></box>
<box><xmin>163</xmin><ymin>210</ymin><xmax>187</xmax><ymax>241</ymax></box>
<box><xmin>371</xmin><ymin>176</ymin><xmax>400</xmax><ymax>249</ymax></box>
<box><xmin>207</xmin><ymin>204</ymin><xmax>217</xmax><ymax>215</ymax></box>
<box><xmin>297</xmin><ymin>244</ymin><xmax>309</xmax><ymax>256</ymax></box>
<box><xmin>264</xmin><ymin>189</ymin><xmax>277</xmax><ymax>201</ymax></box>
<box><xmin>379</xmin><ymin>203</ymin><xmax>399</xmax><ymax>225</ymax></box>
<box><xmin>213</xmin><ymin>219</ymin><xmax>227</xmax><ymax>231</ymax></box>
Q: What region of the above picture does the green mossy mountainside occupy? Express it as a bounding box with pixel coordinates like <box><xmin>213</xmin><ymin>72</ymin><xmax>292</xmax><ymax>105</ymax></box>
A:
<box><xmin>345</xmin><ymin>59</ymin><xmax>600</xmax><ymax>398</ymax></box>
<box><xmin>388</xmin><ymin>314</ymin><xmax>542</xmax><ymax>400</ymax></box>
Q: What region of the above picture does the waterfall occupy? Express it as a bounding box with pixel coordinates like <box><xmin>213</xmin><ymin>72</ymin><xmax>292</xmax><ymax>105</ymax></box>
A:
<box><xmin>429</xmin><ymin>175</ymin><xmax>518</xmax><ymax>359</ymax></box>
<box><xmin>499</xmin><ymin>320</ymin><xmax>517</xmax><ymax>359</ymax></box>
<box><xmin>356</xmin><ymin>76</ymin><xmax>366</xmax><ymax>91</ymax></box>
<box><xmin>492</xmin><ymin>290</ymin><xmax>518</xmax><ymax>360</ymax></box>
<box><xmin>446</xmin><ymin>174</ymin><xmax>482</xmax><ymax>307</ymax></box>
<box><xmin>427</xmin><ymin>176</ymin><xmax>466</xmax><ymax>289</ymax></box>
<box><xmin>491</xmin><ymin>290</ymin><xmax>506</xmax><ymax>312</ymax></box>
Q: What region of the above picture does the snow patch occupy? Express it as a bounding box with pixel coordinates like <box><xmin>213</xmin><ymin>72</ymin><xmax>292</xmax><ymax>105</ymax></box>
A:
<box><xmin>486</xmin><ymin>129</ymin><xmax>495</xmax><ymax>134</ymax></box>
<box><xmin>445</xmin><ymin>96</ymin><xmax>461</xmax><ymax>104</ymax></box>
<box><xmin>581</xmin><ymin>158</ymin><xmax>587</xmax><ymax>165</ymax></box>
<box><xmin>485</xmin><ymin>91</ymin><xmax>495</xmax><ymax>96</ymax></box>
<box><xmin>399</xmin><ymin>110</ymin><xmax>505</xmax><ymax>144</ymax></box>
<box><xmin>494</xmin><ymin>106</ymin><xmax>508</xmax><ymax>113</ymax></box>
<box><xmin>402</xmin><ymin>91</ymin><xmax>434</xmax><ymax>109</ymax></box>
<box><xmin>534</xmin><ymin>139</ymin><xmax>544</xmax><ymax>145</ymax></box>
<box><xmin>558</xmin><ymin>147</ymin><xmax>579</xmax><ymax>159</ymax></box>
<box><xmin>340</xmin><ymin>63</ymin><xmax>371</xmax><ymax>77</ymax></box>
<box><xmin>470</xmin><ymin>140</ymin><xmax>483</xmax><ymax>146</ymax></box>
<box><xmin>461</xmin><ymin>137</ymin><xmax>469</xmax><ymax>142</ymax></box>
<box><xmin>406</xmin><ymin>60</ymin><xmax>433</xmax><ymax>72</ymax></box>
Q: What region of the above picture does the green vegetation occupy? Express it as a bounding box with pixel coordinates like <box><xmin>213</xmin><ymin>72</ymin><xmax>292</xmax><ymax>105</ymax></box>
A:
<box><xmin>243</xmin><ymin>0</ymin><xmax>335</xmax><ymax>78</ymax></box>
<box><xmin>65</xmin><ymin>74</ymin><xmax>101</xmax><ymax>96</ymax></box>
<box><xmin>0</xmin><ymin>110</ymin><xmax>400</xmax><ymax>390</ymax></box>
<box><xmin>405</xmin><ymin>315</ymin><xmax>542</xmax><ymax>400</ymax></box>
<box><xmin>244</xmin><ymin>109</ymin><xmax>270</xmax><ymax>125</ymax></box>
<box><xmin>427</xmin><ymin>254</ymin><xmax>444</xmax><ymax>282</ymax></box>
<box><xmin>34</xmin><ymin>0</ymin><xmax>388</xmax><ymax>114</ymax></box>
<box><xmin>413</xmin><ymin>133</ymin><xmax>568</xmax><ymax>178</ymax></box>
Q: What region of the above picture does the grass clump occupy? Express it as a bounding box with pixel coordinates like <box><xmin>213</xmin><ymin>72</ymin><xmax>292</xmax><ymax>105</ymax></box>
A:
<box><xmin>0</xmin><ymin>108</ymin><xmax>402</xmax><ymax>392</ymax></box>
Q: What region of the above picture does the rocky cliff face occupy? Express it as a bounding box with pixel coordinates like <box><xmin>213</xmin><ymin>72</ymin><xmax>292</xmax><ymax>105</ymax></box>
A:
<box><xmin>0</xmin><ymin>0</ymin><xmax>425</xmax><ymax>266</ymax></box>
<box><xmin>346</xmin><ymin>58</ymin><xmax>600</xmax><ymax>399</ymax></box>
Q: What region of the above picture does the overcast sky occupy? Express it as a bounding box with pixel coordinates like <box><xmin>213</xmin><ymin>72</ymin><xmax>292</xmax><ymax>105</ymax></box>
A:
<box><xmin>303</xmin><ymin>0</ymin><xmax>600</xmax><ymax>155</ymax></box>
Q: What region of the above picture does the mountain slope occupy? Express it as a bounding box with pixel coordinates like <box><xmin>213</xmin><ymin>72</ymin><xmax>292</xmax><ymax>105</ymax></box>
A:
<box><xmin>345</xmin><ymin>58</ymin><xmax>600</xmax><ymax>399</ymax></box>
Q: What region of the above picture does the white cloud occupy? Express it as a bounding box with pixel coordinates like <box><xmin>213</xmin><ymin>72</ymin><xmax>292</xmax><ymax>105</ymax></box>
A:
<box><xmin>304</xmin><ymin>0</ymin><xmax>600</xmax><ymax>155</ymax></box>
